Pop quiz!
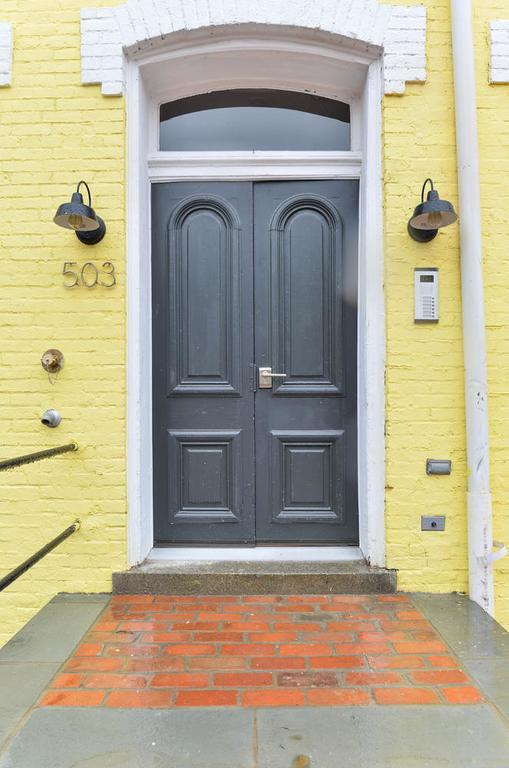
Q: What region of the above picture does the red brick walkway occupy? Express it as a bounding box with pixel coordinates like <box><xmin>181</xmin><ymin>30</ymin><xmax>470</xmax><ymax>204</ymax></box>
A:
<box><xmin>40</xmin><ymin>594</ymin><xmax>483</xmax><ymax>708</ymax></box>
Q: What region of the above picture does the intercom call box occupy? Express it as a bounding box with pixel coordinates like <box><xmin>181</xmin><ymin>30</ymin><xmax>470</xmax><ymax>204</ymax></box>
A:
<box><xmin>414</xmin><ymin>268</ymin><xmax>438</xmax><ymax>323</ymax></box>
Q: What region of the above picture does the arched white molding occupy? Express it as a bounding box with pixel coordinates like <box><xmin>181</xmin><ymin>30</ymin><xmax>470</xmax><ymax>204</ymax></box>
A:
<box><xmin>81</xmin><ymin>0</ymin><xmax>426</xmax><ymax>96</ymax></box>
<box><xmin>490</xmin><ymin>21</ymin><xmax>509</xmax><ymax>83</ymax></box>
<box><xmin>0</xmin><ymin>22</ymin><xmax>12</xmax><ymax>87</ymax></box>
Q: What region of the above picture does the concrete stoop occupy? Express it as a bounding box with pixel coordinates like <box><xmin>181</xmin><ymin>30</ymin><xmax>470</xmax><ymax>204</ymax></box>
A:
<box><xmin>112</xmin><ymin>560</ymin><xmax>396</xmax><ymax>594</ymax></box>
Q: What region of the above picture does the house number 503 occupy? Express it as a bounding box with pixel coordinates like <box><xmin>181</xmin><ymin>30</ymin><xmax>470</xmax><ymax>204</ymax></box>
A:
<box><xmin>63</xmin><ymin>262</ymin><xmax>116</xmax><ymax>288</ymax></box>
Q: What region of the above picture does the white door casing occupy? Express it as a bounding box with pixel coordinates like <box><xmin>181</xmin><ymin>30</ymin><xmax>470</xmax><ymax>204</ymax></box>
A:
<box><xmin>122</xmin><ymin>24</ymin><xmax>387</xmax><ymax>567</ymax></box>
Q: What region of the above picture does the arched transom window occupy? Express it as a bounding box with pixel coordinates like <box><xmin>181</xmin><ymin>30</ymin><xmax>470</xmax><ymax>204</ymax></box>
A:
<box><xmin>159</xmin><ymin>89</ymin><xmax>351</xmax><ymax>152</ymax></box>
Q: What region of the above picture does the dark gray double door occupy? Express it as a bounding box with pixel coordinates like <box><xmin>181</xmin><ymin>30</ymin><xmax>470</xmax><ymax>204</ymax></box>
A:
<box><xmin>152</xmin><ymin>180</ymin><xmax>359</xmax><ymax>546</ymax></box>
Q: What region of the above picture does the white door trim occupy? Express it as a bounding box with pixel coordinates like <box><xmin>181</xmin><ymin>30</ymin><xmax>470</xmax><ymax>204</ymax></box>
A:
<box><xmin>147</xmin><ymin>151</ymin><xmax>363</xmax><ymax>181</ymax></box>
<box><xmin>147</xmin><ymin>547</ymin><xmax>364</xmax><ymax>563</ymax></box>
<box><xmin>126</xmin><ymin>32</ymin><xmax>386</xmax><ymax>568</ymax></box>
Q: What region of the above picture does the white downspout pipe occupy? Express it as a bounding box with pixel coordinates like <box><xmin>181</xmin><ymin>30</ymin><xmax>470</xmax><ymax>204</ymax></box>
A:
<box><xmin>450</xmin><ymin>0</ymin><xmax>500</xmax><ymax>615</ymax></box>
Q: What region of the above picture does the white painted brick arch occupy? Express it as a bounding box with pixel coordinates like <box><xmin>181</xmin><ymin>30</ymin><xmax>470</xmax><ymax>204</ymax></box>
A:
<box><xmin>490</xmin><ymin>21</ymin><xmax>509</xmax><ymax>84</ymax></box>
<box><xmin>0</xmin><ymin>22</ymin><xmax>13</xmax><ymax>87</ymax></box>
<box><xmin>81</xmin><ymin>0</ymin><xmax>426</xmax><ymax>96</ymax></box>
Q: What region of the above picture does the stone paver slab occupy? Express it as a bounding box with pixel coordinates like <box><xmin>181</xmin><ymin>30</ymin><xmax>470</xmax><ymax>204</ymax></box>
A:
<box><xmin>412</xmin><ymin>593</ymin><xmax>509</xmax><ymax>660</ymax></box>
<box><xmin>463</xmin><ymin>658</ymin><xmax>509</xmax><ymax>718</ymax></box>
<box><xmin>0</xmin><ymin>708</ymin><xmax>254</xmax><ymax>768</ymax></box>
<box><xmin>257</xmin><ymin>705</ymin><xmax>509</xmax><ymax>767</ymax></box>
<box><xmin>0</xmin><ymin>663</ymin><xmax>59</xmax><ymax>746</ymax></box>
<box><xmin>49</xmin><ymin>593</ymin><xmax>110</xmax><ymax>605</ymax></box>
<box><xmin>0</xmin><ymin>600</ymin><xmax>107</xmax><ymax>663</ymax></box>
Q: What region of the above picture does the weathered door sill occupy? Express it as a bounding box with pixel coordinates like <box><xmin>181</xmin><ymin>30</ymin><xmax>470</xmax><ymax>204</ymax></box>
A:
<box><xmin>147</xmin><ymin>546</ymin><xmax>364</xmax><ymax>563</ymax></box>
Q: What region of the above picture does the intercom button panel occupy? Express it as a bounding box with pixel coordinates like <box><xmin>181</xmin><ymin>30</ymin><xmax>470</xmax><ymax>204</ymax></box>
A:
<box><xmin>415</xmin><ymin>268</ymin><xmax>438</xmax><ymax>323</ymax></box>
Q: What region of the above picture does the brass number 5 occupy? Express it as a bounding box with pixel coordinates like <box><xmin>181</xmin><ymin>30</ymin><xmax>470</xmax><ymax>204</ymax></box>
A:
<box><xmin>62</xmin><ymin>262</ymin><xmax>79</xmax><ymax>288</ymax></box>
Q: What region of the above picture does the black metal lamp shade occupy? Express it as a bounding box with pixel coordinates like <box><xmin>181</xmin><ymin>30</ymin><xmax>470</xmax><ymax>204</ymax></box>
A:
<box><xmin>53</xmin><ymin>181</ymin><xmax>106</xmax><ymax>245</ymax></box>
<box><xmin>408</xmin><ymin>179</ymin><xmax>458</xmax><ymax>242</ymax></box>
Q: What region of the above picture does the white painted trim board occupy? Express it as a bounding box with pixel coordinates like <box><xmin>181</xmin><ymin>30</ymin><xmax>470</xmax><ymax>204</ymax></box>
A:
<box><xmin>148</xmin><ymin>547</ymin><xmax>365</xmax><ymax>563</ymax></box>
<box><xmin>126</xmin><ymin>32</ymin><xmax>386</xmax><ymax>570</ymax></box>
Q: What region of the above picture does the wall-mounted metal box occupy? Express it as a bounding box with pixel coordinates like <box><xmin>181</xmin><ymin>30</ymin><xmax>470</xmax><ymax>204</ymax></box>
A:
<box><xmin>422</xmin><ymin>516</ymin><xmax>446</xmax><ymax>531</ymax></box>
<box><xmin>426</xmin><ymin>459</ymin><xmax>452</xmax><ymax>475</ymax></box>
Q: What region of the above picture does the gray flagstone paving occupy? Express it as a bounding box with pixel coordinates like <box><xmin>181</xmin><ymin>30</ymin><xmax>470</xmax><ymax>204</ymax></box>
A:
<box><xmin>1</xmin><ymin>592</ymin><xmax>509</xmax><ymax>766</ymax></box>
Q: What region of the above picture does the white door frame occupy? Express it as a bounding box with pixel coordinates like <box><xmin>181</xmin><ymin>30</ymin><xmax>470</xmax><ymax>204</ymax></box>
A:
<box><xmin>126</xmin><ymin>30</ymin><xmax>386</xmax><ymax>567</ymax></box>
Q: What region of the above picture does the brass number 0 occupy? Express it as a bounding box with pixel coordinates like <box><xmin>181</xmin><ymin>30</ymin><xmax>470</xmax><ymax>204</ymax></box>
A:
<box><xmin>62</xmin><ymin>261</ymin><xmax>116</xmax><ymax>288</ymax></box>
<box><xmin>81</xmin><ymin>262</ymin><xmax>99</xmax><ymax>288</ymax></box>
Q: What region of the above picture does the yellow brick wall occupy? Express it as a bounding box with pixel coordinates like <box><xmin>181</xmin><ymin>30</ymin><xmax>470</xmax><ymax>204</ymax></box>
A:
<box><xmin>383</xmin><ymin>0</ymin><xmax>509</xmax><ymax>631</ymax></box>
<box><xmin>0</xmin><ymin>0</ymin><xmax>508</xmax><ymax>647</ymax></box>
<box><xmin>0</xmin><ymin>0</ymin><xmax>126</xmax><ymax>647</ymax></box>
<box><xmin>383</xmin><ymin>0</ymin><xmax>467</xmax><ymax>597</ymax></box>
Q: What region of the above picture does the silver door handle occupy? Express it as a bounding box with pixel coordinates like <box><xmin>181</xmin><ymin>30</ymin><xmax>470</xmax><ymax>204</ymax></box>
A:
<box><xmin>258</xmin><ymin>367</ymin><xmax>287</xmax><ymax>388</ymax></box>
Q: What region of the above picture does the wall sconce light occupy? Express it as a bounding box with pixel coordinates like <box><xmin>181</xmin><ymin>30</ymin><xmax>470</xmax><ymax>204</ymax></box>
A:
<box><xmin>53</xmin><ymin>180</ymin><xmax>106</xmax><ymax>245</ymax></box>
<box><xmin>408</xmin><ymin>178</ymin><xmax>458</xmax><ymax>243</ymax></box>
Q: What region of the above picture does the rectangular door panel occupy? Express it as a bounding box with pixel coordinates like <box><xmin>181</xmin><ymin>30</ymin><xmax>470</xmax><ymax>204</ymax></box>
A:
<box><xmin>270</xmin><ymin>430</ymin><xmax>344</xmax><ymax>523</ymax></box>
<box><xmin>254</xmin><ymin>181</ymin><xmax>359</xmax><ymax>544</ymax></box>
<box><xmin>152</xmin><ymin>182</ymin><xmax>255</xmax><ymax>545</ymax></box>
<box><xmin>168</xmin><ymin>430</ymin><xmax>242</xmax><ymax>523</ymax></box>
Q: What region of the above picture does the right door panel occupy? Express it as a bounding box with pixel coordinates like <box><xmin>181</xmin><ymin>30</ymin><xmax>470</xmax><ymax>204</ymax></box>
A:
<box><xmin>254</xmin><ymin>181</ymin><xmax>359</xmax><ymax>544</ymax></box>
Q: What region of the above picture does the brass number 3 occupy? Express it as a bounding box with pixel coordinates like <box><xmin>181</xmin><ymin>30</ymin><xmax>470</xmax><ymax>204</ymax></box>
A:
<box><xmin>62</xmin><ymin>262</ymin><xmax>116</xmax><ymax>288</ymax></box>
<box><xmin>99</xmin><ymin>262</ymin><xmax>116</xmax><ymax>288</ymax></box>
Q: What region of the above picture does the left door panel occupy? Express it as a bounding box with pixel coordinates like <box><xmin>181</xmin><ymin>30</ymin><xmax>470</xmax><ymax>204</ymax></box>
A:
<box><xmin>152</xmin><ymin>182</ymin><xmax>255</xmax><ymax>544</ymax></box>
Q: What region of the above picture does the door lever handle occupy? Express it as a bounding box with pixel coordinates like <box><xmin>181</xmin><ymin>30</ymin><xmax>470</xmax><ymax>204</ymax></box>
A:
<box><xmin>258</xmin><ymin>367</ymin><xmax>287</xmax><ymax>389</ymax></box>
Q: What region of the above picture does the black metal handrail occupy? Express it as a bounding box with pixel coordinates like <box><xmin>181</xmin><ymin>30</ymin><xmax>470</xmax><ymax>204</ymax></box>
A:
<box><xmin>0</xmin><ymin>521</ymin><xmax>81</xmax><ymax>592</ymax></box>
<box><xmin>0</xmin><ymin>442</ymin><xmax>78</xmax><ymax>472</ymax></box>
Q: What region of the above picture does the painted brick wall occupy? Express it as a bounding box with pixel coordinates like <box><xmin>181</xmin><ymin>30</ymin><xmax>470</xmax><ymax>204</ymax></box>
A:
<box><xmin>384</xmin><ymin>0</ymin><xmax>509</xmax><ymax>631</ymax></box>
<box><xmin>0</xmin><ymin>0</ymin><xmax>508</xmax><ymax>647</ymax></box>
<box><xmin>383</xmin><ymin>0</ymin><xmax>467</xmax><ymax>596</ymax></box>
<box><xmin>0</xmin><ymin>0</ymin><xmax>126</xmax><ymax>647</ymax></box>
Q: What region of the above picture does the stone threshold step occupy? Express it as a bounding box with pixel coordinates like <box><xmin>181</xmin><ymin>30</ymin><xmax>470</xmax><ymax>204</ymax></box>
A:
<box><xmin>113</xmin><ymin>561</ymin><xmax>396</xmax><ymax>595</ymax></box>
